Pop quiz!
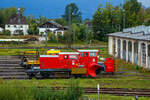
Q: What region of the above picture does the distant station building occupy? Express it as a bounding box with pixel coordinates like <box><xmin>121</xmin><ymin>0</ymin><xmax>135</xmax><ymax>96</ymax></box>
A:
<box><xmin>108</xmin><ymin>25</ymin><xmax>150</xmax><ymax>69</ymax></box>
<box><xmin>39</xmin><ymin>21</ymin><xmax>67</xmax><ymax>36</ymax></box>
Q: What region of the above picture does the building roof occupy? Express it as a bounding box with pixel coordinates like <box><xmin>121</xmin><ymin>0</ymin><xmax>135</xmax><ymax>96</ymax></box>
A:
<box><xmin>6</xmin><ymin>14</ymin><xmax>28</xmax><ymax>25</ymax></box>
<box><xmin>39</xmin><ymin>21</ymin><xmax>63</xmax><ymax>28</ymax></box>
<box><xmin>108</xmin><ymin>32</ymin><xmax>150</xmax><ymax>41</ymax></box>
<box><xmin>77</xmin><ymin>50</ymin><xmax>99</xmax><ymax>52</ymax></box>
<box><xmin>85</xmin><ymin>21</ymin><xmax>92</xmax><ymax>27</ymax></box>
<box><xmin>108</xmin><ymin>25</ymin><xmax>150</xmax><ymax>41</ymax></box>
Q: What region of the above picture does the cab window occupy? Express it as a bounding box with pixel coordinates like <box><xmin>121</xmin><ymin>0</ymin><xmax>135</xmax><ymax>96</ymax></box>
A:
<box><xmin>85</xmin><ymin>53</ymin><xmax>88</xmax><ymax>57</ymax></box>
<box><xmin>81</xmin><ymin>52</ymin><xmax>83</xmax><ymax>57</ymax></box>
<box><xmin>69</xmin><ymin>55</ymin><xmax>77</xmax><ymax>59</ymax></box>
<box><xmin>89</xmin><ymin>52</ymin><xmax>96</xmax><ymax>57</ymax></box>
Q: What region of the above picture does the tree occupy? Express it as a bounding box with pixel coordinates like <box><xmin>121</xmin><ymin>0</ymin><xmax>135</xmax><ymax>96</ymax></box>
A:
<box><xmin>19</xmin><ymin>7</ymin><xmax>25</xmax><ymax>15</ymax></box>
<box><xmin>62</xmin><ymin>3</ymin><xmax>82</xmax><ymax>23</ymax></box>
<box><xmin>47</xmin><ymin>32</ymin><xmax>57</xmax><ymax>42</ymax></box>
<box><xmin>27</xmin><ymin>15</ymin><xmax>39</xmax><ymax>35</ymax></box>
<box><xmin>123</xmin><ymin>0</ymin><xmax>142</xmax><ymax>27</ymax></box>
<box><xmin>92</xmin><ymin>3</ymin><xmax>119</xmax><ymax>41</ymax></box>
<box><xmin>55</xmin><ymin>18</ymin><xmax>67</xmax><ymax>26</ymax></box>
<box><xmin>37</xmin><ymin>16</ymin><xmax>48</xmax><ymax>24</ymax></box>
<box><xmin>0</xmin><ymin>7</ymin><xmax>17</xmax><ymax>28</ymax></box>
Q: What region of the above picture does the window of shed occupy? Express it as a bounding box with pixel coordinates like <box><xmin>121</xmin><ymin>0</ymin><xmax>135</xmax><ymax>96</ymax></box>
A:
<box><xmin>90</xmin><ymin>52</ymin><xmax>96</xmax><ymax>57</ymax></box>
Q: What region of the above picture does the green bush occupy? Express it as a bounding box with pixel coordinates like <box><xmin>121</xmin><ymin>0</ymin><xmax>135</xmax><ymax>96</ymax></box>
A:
<box><xmin>0</xmin><ymin>30</ymin><xmax>11</xmax><ymax>36</ymax></box>
<box><xmin>3</xmin><ymin>30</ymin><xmax>11</xmax><ymax>36</ymax></box>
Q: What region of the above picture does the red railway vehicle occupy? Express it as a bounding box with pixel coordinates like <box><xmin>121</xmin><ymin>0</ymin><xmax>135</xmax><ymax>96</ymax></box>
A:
<box><xmin>26</xmin><ymin>50</ymin><xmax>114</xmax><ymax>78</ymax></box>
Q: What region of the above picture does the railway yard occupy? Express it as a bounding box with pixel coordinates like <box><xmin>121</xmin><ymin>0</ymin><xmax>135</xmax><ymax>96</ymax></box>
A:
<box><xmin>0</xmin><ymin>47</ymin><xmax>150</xmax><ymax>100</ymax></box>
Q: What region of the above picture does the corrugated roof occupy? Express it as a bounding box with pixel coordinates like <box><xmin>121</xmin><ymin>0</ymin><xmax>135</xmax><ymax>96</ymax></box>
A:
<box><xmin>108</xmin><ymin>32</ymin><xmax>150</xmax><ymax>41</ymax></box>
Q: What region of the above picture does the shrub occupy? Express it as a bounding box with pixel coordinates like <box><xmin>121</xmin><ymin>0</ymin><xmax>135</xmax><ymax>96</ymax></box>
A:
<box><xmin>64</xmin><ymin>79</ymin><xmax>83</xmax><ymax>100</ymax></box>
<box><xmin>3</xmin><ymin>30</ymin><xmax>11</xmax><ymax>36</ymax></box>
<box><xmin>47</xmin><ymin>32</ymin><xmax>57</xmax><ymax>43</ymax></box>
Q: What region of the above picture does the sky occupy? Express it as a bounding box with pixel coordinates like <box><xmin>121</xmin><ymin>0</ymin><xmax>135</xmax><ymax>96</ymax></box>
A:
<box><xmin>0</xmin><ymin>0</ymin><xmax>149</xmax><ymax>19</ymax></box>
<box><xmin>138</xmin><ymin>0</ymin><xmax>150</xmax><ymax>7</ymax></box>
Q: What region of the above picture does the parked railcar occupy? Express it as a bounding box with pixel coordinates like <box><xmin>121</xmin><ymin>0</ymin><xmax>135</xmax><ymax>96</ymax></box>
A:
<box><xmin>26</xmin><ymin>50</ymin><xmax>114</xmax><ymax>78</ymax></box>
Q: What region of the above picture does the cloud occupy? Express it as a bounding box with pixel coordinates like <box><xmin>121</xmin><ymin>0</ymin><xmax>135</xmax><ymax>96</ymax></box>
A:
<box><xmin>138</xmin><ymin>0</ymin><xmax>150</xmax><ymax>7</ymax></box>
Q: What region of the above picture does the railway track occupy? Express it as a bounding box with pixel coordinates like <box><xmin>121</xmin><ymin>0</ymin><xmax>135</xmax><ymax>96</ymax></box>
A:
<box><xmin>84</xmin><ymin>88</ymin><xmax>150</xmax><ymax>97</ymax></box>
<box><xmin>0</xmin><ymin>45</ymin><xmax>107</xmax><ymax>49</ymax></box>
<box><xmin>41</xmin><ymin>87</ymin><xmax>150</xmax><ymax>97</ymax></box>
<box><xmin>0</xmin><ymin>56</ymin><xmax>28</xmax><ymax>79</ymax></box>
<box><xmin>0</xmin><ymin>56</ymin><xmax>149</xmax><ymax>79</ymax></box>
<box><xmin>0</xmin><ymin>56</ymin><xmax>149</xmax><ymax>97</ymax></box>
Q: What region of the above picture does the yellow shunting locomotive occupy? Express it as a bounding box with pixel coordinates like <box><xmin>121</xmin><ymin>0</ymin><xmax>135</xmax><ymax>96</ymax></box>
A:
<box><xmin>21</xmin><ymin>49</ymin><xmax>60</xmax><ymax>68</ymax></box>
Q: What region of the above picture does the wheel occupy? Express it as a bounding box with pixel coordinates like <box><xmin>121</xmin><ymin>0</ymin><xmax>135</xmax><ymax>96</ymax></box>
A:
<box><xmin>41</xmin><ymin>73</ymin><xmax>50</xmax><ymax>79</ymax></box>
<box><xmin>73</xmin><ymin>74</ymin><xmax>82</xmax><ymax>79</ymax></box>
<box><xmin>21</xmin><ymin>57</ymin><xmax>27</xmax><ymax>68</ymax></box>
<box><xmin>96</xmin><ymin>69</ymin><xmax>101</xmax><ymax>75</ymax></box>
<box><xmin>67</xmin><ymin>72</ymin><xmax>71</xmax><ymax>79</ymax></box>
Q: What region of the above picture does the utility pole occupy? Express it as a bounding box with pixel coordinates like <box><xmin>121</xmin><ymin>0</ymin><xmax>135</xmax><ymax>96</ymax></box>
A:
<box><xmin>67</xmin><ymin>6</ymin><xmax>72</xmax><ymax>48</ymax></box>
<box><xmin>86</xmin><ymin>25</ymin><xmax>88</xmax><ymax>46</ymax></box>
<box><xmin>123</xmin><ymin>0</ymin><xmax>126</xmax><ymax>29</ymax></box>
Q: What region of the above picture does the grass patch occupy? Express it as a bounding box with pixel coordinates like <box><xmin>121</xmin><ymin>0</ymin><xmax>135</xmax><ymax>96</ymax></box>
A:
<box><xmin>2</xmin><ymin>78</ymin><xmax>150</xmax><ymax>89</ymax></box>
<box><xmin>0</xmin><ymin>79</ymin><xmax>83</xmax><ymax>100</ymax></box>
<box><xmin>0</xmin><ymin>47</ymin><xmax>108</xmax><ymax>55</ymax></box>
<box><xmin>0</xmin><ymin>40</ymin><xmax>107</xmax><ymax>47</ymax></box>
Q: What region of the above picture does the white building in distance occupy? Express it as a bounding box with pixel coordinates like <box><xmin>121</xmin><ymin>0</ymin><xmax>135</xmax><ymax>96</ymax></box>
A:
<box><xmin>0</xmin><ymin>27</ymin><xmax>3</xmax><ymax>32</ymax></box>
<box><xmin>5</xmin><ymin>14</ymin><xmax>29</xmax><ymax>35</ymax></box>
<box><xmin>39</xmin><ymin>21</ymin><xmax>67</xmax><ymax>36</ymax></box>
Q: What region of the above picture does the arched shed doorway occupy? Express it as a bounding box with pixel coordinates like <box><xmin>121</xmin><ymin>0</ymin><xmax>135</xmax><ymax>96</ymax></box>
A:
<box><xmin>123</xmin><ymin>40</ymin><xmax>126</xmax><ymax>60</ymax></box>
<box><xmin>128</xmin><ymin>41</ymin><xmax>132</xmax><ymax>62</ymax></box>
<box><xmin>117</xmin><ymin>39</ymin><xmax>121</xmax><ymax>58</ymax></box>
<box><xmin>141</xmin><ymin>43</ymin><xmax>146</xmax><ymax>67</ymax></box>
<box><xmin>148</xmin><ymin>45</ymin><xmax>150</xmax><ymax>69</ymax></box>
<box><xmin>113</xmin><ymin>38</ymin><xmax>116</xmax><ymax>56</ymax></box>
<box><xmin>134</xmin><ymin>42</ymin><xmax>138</xmax><ymax>65</ymax></box>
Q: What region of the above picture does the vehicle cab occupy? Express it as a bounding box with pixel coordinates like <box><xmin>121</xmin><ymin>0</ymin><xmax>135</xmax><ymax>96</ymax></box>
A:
<box><xmin>77</xmin><ymin>50</ymin><xmax>99</xmax><ymax>68</ymax></box>
<box><xmin>59</xmin><ymin>52</ymin><xmax>79</xmax><ymax>69</ymax></box>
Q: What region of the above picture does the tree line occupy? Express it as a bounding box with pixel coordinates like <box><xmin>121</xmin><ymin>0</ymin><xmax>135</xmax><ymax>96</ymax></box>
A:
<box><xmin>93</xmin><ymin>0</ymin><xmax>150</xmax><ymax>41</ymax></box>
<box><xmin>0</xmin><ymin>0</ymin><xmax>150</xmax><ymax>42</ymax></box>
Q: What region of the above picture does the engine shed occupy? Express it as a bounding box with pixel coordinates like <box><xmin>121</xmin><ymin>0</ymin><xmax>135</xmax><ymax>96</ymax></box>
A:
<box><xmin>108</xmin><ymin>25</ymin><xmax>150</xmax><ymax>70</ymax></box>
